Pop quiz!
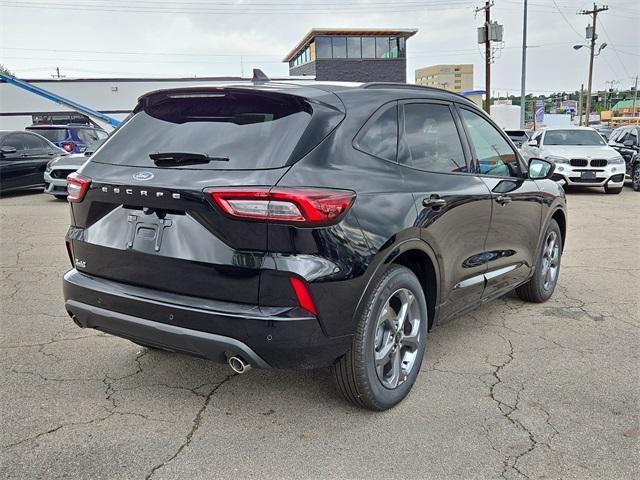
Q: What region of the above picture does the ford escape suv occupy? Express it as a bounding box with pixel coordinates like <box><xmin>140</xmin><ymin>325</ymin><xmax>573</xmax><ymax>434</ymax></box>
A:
<box><xmin>63</xmin><ymin>75</ymin><xmax>567</xmax><ymax>410</ymax></box>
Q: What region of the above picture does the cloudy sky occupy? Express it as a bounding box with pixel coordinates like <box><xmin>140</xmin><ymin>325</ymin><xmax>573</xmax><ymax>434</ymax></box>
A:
<box><xmin>1</xmin><ymin>0</ymin><xmax>638</xmax><ymax>95</ymax></box>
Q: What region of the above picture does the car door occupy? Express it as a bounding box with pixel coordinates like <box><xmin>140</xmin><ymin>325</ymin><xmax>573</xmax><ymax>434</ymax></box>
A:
<box><xmin>456</xmin><ymin>105</ymin><xmax>544</xmax><ymax>301</ymax></box>
<box><xmin>397</xmin><ymin>100</ymin><xmax>493</xmax><ymax>319</ymax></box>
<box><xmin>0</xmin><ymin>134</ymin><xmax>32</xmax><ymax>191</ymax></box>
<box><xmin>619</xmin><ymin>128</ymin><xmax>639</xmax><ymax>172</ymax></box>
<box><xmin>16</xmin><ymin>133</ymin><xmax>57</xmax><ymax>187</ymax></box>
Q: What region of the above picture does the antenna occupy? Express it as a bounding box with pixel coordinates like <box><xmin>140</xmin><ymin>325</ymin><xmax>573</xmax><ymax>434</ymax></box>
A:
<box><xmin>252</xmin><ymin>69</ymin><xmax>270</xmax><ymax>83</ymax></box>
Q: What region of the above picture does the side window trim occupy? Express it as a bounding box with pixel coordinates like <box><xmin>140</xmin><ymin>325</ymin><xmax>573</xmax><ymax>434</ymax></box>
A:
<box><xmin>397</xmin><ymin>99</ymin><xmax>471</xmax><ymax>174</ymax></box>
<box><xmin>455</xmin><ymin>103</ymin><xmax>526</xmax><ymax>179</ymax></box>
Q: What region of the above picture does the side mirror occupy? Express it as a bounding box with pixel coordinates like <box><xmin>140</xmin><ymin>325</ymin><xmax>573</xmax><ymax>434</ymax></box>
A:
<box><xmin>528</xmin><ymin>158</ymin><xmax>555</xmax><ymax>180</ymax></box>
<box><xmin>527</xmin><ymin>140</ymin><xmax>538</xmax><ymax>147</ymax></box>
<box><xmin>623</xmin><ymin>139</ymin><xmax>635</xmax><ymax>147</ymax></box>
<box><xmin>0</xmin><ymin>146</ymin><xmax>17</xmax><ymax>156</ymax></box>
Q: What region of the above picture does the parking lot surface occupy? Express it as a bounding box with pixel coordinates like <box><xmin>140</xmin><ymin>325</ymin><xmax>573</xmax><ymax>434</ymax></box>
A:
<box><xmin>1</xmin><ymin>187</ymin><xmax>638</xmax><ymax>480</ymax></box>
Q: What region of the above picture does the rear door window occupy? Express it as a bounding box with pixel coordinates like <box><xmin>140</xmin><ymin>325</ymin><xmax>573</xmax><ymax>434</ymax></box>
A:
<box><xmin>399</xmin><ymin>102</ymin><xmax>467</xmax><ymax>173</ymax></box>
<box><xmin>92</xmin><ymin>91</ymin><xmax>313</xmax><ymax>170</ymax></box>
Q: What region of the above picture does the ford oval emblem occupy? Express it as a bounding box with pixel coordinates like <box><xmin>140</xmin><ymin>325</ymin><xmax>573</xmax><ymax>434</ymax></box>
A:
<box><xmin>133</xmin><ymin>171</ymin><xmax>154</xmax><ymax>181</ymax></box>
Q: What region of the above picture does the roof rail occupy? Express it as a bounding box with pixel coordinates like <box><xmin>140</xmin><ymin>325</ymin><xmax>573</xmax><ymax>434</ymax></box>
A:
<box><xmin>361</xmin><ymin>82</ymin><xmax>463</xmax><ymax>96</ymax></box>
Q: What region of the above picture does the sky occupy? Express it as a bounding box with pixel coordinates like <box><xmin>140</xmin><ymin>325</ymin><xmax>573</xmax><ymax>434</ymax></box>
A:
<box><xmin>0</xmin><ymin>0</ymin><xmax>638</xmax><ymax>95</ymax></box>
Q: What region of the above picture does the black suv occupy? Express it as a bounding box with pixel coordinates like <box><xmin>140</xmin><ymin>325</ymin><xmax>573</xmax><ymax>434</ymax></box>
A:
<box><xmin>608</xmin><ymin>125</ymin><xmax>640</xmax><ymax>191</ymax></box>
<box><xmin>62</xmin><ymin>78</ymin><xmax>566</xmax><ymax>410</ymax></box>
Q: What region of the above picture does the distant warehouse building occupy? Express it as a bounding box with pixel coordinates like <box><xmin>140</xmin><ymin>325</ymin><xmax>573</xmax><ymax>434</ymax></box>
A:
<box><xmin>415</xmin><ymin>64</ymin><xmax>474</xmax><ymax>93</ymax></box>
<box><xmin>285</xmin><ymin>28</ymin><xmax>418</xmax><ymax>83</ymax></box>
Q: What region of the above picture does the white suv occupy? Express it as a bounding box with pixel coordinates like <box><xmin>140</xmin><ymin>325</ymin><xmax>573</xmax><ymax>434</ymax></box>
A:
<box><xmin>521</xmin><ymin>126</ymin><xmax>626</xmax><ymax>194</ymax></box>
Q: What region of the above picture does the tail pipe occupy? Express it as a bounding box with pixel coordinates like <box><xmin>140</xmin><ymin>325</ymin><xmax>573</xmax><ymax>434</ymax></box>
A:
<box><xmin>227</xmin><ymin>355</ymin><xmax>251</xmax><ymax>374</ymax></box>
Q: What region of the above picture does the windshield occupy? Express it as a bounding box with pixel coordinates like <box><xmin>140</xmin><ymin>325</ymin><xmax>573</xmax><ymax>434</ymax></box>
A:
<box><xmin>28</xmin><ymin>128</ymin><xmax>67</xmax><ymax>142</ymax></box>
<box><xmin>92</xmin><ymin>91</ymin><xmax>313</xmax><ymax>170</ymax></box>
<box><xmin>544</xmin><ymin>130</ymin><xmax>606</xmax><ymax>146</ymax></box>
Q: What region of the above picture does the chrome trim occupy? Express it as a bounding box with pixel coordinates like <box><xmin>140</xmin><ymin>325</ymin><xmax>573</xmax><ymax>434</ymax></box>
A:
<box><xmin>485</xmin><ymin>264</ymin><xmax>520</xmax><ymax>280</ymax></box>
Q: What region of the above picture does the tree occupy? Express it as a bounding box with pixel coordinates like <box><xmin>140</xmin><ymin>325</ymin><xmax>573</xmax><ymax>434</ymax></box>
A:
<box><xmin>0</xmin><ymin>64</ymin><xmax>15</xmax><ymax>77</ymax></box>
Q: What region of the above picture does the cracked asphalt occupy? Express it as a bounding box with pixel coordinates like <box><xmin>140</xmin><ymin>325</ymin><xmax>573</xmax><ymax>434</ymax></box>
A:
<box><xmin>1</xmin><ymin>186</ymin><xmax>639</xmax><ymax>480</ymax></box>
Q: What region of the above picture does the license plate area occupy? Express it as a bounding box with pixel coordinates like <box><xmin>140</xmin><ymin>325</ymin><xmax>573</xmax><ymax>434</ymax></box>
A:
<box><xmin>581</xmin><ymin>171</ymin><xmax>597</xmax><ymax>179</ymax></box>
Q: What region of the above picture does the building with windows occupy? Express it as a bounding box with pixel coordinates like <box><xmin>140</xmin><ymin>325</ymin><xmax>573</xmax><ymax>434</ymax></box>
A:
<box><xmin>284</xmin><ymin>28</ymin><xmax>418</xmax><ymax>83</ymax></box>
<box><xmin>415</xmin><ymin>64</ymin><xmax>474</xmax><ymax>93</ymax></box>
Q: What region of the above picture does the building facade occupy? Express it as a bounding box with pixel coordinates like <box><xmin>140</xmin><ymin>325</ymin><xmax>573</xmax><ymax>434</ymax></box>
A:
<box><xmin>415</xmin><ymin>64</ymin><xmax>474</xmax><ymax>93</ymax></box>
<box><xmin>285</xmin><ymin>29</ymin><xmax>417</xmax><ymax>83</ymax></box>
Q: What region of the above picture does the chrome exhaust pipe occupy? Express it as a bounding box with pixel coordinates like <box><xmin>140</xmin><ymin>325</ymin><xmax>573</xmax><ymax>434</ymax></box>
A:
<box><xmin>228</xmin><ymin>355</ymin><xmax>251</xmax><ymax>374</ymax></box>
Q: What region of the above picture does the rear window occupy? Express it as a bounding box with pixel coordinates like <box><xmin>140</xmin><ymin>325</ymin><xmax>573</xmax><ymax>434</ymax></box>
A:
<box><xmin>27</xmin><ymin>127</ymin><xmax>68</xmax><ymax>142</ymax></box>
<box><xmin>92</xmin><ymin>91</ymin><xmax>313</xmax><ymax>170</ymax></box>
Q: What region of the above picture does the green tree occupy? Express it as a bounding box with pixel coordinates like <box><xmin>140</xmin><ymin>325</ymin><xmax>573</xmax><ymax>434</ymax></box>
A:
<box><xmin>0</xmin><ymin>64</ymin><xmax>15</xmax><ymax>77</ymax></box>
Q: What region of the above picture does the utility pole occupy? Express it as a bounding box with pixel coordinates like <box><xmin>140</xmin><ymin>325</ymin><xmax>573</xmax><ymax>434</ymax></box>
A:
<box><xmin>579</xmin><ymin>3</ymin><xmax>608</xmax><ymax>126</ymax></box>
<box><xmin>476</xmin><ymin>1</ymin><xmax>501</xmax><ymax>114</ymax></box>
<box><xmin>51</xmin><ymin>67</ymin><xmax>65</xmax><ymax>79</ymax></box>
<box><xmin>485</xmin><ymin>1</ymin><xmax>491</xmax><ymax>114</ymax></box>
<box><xmin>519</xmin><ymin>0</ymin><xmax>528</xmax><ymax>128</ymax></box>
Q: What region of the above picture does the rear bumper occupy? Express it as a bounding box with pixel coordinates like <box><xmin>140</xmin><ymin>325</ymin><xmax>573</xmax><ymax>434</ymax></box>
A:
<box><xmin>63</xmin><ymin>269</ymin><xmax>352</xmax><ymax>369</ymax></box>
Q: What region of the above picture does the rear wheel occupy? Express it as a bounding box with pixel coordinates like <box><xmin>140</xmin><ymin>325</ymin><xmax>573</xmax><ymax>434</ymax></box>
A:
<box><xmin>332</xmin><ymin>265</ymin><xmax>428</xmax><ymax>410</ymax></box>
<box><xmin>633</xmin><ymin>163</ymin><xmax>640</xmax><ymax>192</ymax></box>
<box><xmin>54</xmin><ymin>195</ymin><xmax>67</xmax><ymax>201</ymax></box>
<box><xmin>516</xmin><ymin>219</ymin><xmax>562</xmax><ymax>303</ymax></box>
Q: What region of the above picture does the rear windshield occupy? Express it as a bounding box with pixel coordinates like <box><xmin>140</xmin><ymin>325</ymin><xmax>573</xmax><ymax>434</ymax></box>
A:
<box><xmin>27</xmin><ymin>128</ymin><xmax>68</xmax><ymax>142</ymax></box>
<box><xmin>91</xmin><ymin>91</ymin><xmax>313</xmax><ymax>170</ymax></box>
<box><xmin>544</xmin><ymin>129</ymin><xmax>605</xmax><ymax>146</ymax></box>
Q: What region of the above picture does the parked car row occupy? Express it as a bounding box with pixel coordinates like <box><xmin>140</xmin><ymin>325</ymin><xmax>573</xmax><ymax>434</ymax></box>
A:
<box><xmin>520</xmin><ymin>125</ymin><xmax>637</xmax><ymax>194</ymax></box>
<box><xmin>0</xmin><ymin>115</ymin><xmax>108</xmax><ymax>196</ymax></box>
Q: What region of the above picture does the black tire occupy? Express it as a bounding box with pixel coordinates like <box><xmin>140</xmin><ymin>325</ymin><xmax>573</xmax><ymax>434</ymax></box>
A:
<box><xmin>604</xmin><ymin>184</ymin><xmax>623</xmax><ymax>194</ymax></box>
<box><xmin>332</xmin><ymin>265</ymin><xmax>428</xmax><ymax>410</ymax></box>
<box><xmin>516</xmin><ymin>219</ymin><xmax>562</xmax><ymax>303</ymax></box>
<box><xmin>54</xmin><ymin>195</ymin><xmax>67</xmax><ymax>201</ymax></box>
<box><xmin>632</xmin><ymin>163</ymin><xmax>640</xmax><ymax>192</ymax></box>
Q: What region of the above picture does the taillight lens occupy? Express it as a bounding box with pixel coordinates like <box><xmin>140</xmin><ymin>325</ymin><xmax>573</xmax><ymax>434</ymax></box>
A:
<box><xmin>206</xmin><ymin>187</ymin><xmax>355</xmax><ymax>225</ymax></box>
<box><xmin>62</xmin><ymin>142</ymin><xmax>75</xmax><ymax>152</ymax></box>
<box><xmin>67</xmin><ymin>173</ymin><xmax>91</xmax><ymax>202</ymax></box>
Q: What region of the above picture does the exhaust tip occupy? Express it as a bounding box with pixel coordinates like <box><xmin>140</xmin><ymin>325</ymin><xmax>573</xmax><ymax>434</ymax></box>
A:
<box><xmin>228</xmin><ymin>355</ymin><xmax>251</xmax><ymax>374</ymax></box>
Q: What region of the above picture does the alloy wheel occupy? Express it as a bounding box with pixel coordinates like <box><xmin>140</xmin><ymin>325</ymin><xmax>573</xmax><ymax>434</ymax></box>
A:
<box><xmin>541</xmin><ymin>230</ymin><xmax>560</xmax><ymax>290</ymax></box>
<box><xmin>373</xmin><ymin>288</ymin><xmax>423</xmax><ymax>389</ymax></box>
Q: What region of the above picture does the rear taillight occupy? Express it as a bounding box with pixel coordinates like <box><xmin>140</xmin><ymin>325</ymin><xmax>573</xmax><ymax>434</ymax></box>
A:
<box><xmin>206</xmin><ymin>187</ymin><xmax>355</xmax><ymax>226</ymax></box>
<box><xmin>66</xmin><ymin>173</ymin><xmax>91</xmax><ymax>202</ymax></box>
<box><xmin>289</xmin><ymin>277</ymin><xmax>317</xmax><ymax>316</ymax></box>
<box><xmin>62</xmin><ymin>142</ymin><xmax>75</xmax><ymax>152</ymax></box>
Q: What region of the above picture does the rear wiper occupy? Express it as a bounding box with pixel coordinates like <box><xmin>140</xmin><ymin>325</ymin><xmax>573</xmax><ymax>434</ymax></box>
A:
<box><xmin>149</xmin><ymin>152</ymin><xmax>229</xmax><ymax>166</ymax></box>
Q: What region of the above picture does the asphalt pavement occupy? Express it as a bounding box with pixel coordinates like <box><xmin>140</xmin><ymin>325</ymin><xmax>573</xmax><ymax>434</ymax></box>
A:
<box><xmin>1</xmin><ymin>185</ymin><xmax>638</xmax><ymax>480</ymax></box>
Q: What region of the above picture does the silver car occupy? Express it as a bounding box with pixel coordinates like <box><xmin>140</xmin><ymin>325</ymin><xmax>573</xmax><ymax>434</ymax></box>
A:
<box><xmin>44</xmin><ymin>137</ymin><xmax>106</xmax><ymax>199</ymax></box>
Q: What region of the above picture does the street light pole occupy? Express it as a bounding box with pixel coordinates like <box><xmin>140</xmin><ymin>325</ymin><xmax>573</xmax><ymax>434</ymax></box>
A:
<box><xmin>519</xmin><ymin>0</ymin><xmax>528</xmax><ymax>128</ymax></box>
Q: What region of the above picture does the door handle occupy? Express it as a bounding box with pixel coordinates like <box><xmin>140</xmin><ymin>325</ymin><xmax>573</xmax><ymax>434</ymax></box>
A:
<box><xmin>422</xmin><ymin>195</ymin><xmax>447</xmax><ymax>209</ymax></box>
<box><xmin>495</xmin><ymin>195</ymin><xmax>512</xmax><ymax>206</ymax></box>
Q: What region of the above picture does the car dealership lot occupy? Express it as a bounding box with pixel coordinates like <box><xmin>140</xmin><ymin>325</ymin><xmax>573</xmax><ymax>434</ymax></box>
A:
<box><xmin>1</xmin><ymin>188</ymin><xmax>638</xmax><ymax>479</ymax></box>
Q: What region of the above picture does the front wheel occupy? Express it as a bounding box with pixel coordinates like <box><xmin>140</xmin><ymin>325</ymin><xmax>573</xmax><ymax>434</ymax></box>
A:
<box><xmin>604</xmin><ymin>184</ymin><xmax>623</xmax><ymax>194</ymax></box>
<box><xmin>516</xmin><ymin>219</ymin><xmax>562</xmax><ymax>303</ymax></box>
<box><xmin>332</xmin><ymin>265</ymin><xmax>428</xmax><ymax>410</ymax></box>
<box><xmin>633</xmin><ymin>163</ymin><xmax>640</xmax><ymax>192</ymax></box>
